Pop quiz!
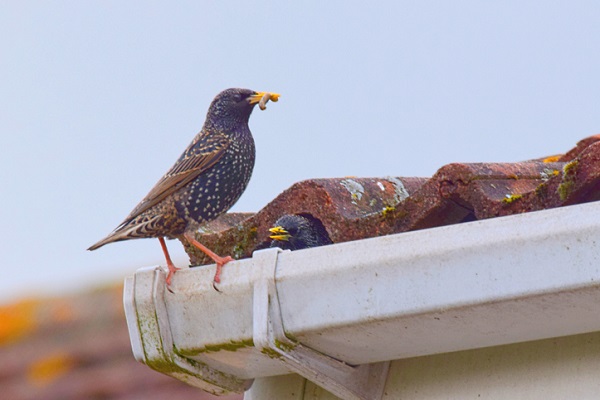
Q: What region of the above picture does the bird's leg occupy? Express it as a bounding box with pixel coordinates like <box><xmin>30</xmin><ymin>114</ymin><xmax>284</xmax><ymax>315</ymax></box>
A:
<box><xmin>183</xmin><ymin>232</ymin><xmax>233</xmax><ymax>284</ymax></box>
<box><xmin>159</xmin><ymin>237</ymin><xmax>180</xmax><ymax>287</ymax></box>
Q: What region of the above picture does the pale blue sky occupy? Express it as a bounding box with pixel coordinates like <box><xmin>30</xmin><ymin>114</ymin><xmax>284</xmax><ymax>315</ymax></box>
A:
<box><xmin>1</xmin><ymin>1</ymin><xmax>599</xmax><ymax>302</ymax></box>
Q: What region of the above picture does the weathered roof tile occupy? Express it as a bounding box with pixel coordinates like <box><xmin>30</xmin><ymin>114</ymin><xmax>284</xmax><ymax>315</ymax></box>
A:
<box><xmin>186</xmin><ymin>134</ymin><xmax>600</xmax><ymax>266</ymax></box>
<box><xmin>0</xmin><ymin>287</ymin><xmax>239</xmax><ymax>400</ymax></box>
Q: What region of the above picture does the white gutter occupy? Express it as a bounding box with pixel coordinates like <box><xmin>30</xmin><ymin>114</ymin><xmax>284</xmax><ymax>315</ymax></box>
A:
<box><xmin>124</xmin><ymin>201</ymin><xmax>600</xmax><ymax>399</ymax></box>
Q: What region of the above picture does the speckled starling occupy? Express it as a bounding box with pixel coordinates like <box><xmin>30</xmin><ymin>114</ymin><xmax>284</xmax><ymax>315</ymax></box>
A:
<box><xmin>89</xmin><ymin>88</ymin><xmax>279</xmax><ymax>286</ymax></box>
<box><xmin>269</xmin><ymin>214</ymin><xmax>333</xmax><ymax>251</ymax></box>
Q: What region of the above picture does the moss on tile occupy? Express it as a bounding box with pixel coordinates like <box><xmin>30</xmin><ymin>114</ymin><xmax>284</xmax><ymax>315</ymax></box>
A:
<box><xmin>558</xmin><ymin>159</ymin><xmax>579</xmax><ymax>201</ymax></box>
<box><xmin>381</xmin><ymin>205</ymin><xmax>396</xmax><ymax>218</ymax></box>
<box><xmin>502</xmin><ymin>194</ymin><xmax>522</xmax><ymax>204</ymax></box>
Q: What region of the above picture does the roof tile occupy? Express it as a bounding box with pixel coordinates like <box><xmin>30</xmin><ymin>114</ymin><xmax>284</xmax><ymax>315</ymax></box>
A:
<box><xmin>0</xmin><ymin>287</ymin><xmax>240</xmax><ymax>400</ymax></box>
<box><xmin>185</xmin><ymin>134</ymin><xmax>600</xmax><ymax>266</ymax></box>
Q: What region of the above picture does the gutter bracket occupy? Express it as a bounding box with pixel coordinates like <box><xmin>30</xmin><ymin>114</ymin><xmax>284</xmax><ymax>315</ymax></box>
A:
<box><xmin>252</xmin><ymin>248</ymin><xmax>390</xmax><ymax>400</ymax></box>
<box><xmin>124</xmin><ymin>266</ymin><xmax>253</xmax><ymax>395</ymax></box>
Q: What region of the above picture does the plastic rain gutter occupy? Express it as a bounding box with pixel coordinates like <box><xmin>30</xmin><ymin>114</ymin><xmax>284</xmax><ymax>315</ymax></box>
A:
<box><xmin>123</xmin><ymin>201</ymin><xmax>600</xmax><ymax>399</ymax></box>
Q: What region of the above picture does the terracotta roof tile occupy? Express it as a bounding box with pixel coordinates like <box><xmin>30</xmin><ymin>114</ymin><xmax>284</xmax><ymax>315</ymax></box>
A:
<box><xmin>185</xmin><ymin>134</ymin><xmax>600</xmax><ymax>265</ymax></box>
<box><xmin>0</xmin><ymin>287</ymin><xmax>241</xmax><ymax>400</ymax></box>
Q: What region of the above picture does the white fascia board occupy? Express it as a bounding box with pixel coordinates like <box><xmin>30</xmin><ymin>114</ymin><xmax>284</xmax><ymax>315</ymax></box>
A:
<box><xmin>126</xmin><ymin>201</ymin><xmax>600</xmax><ymax>381</ymax></box>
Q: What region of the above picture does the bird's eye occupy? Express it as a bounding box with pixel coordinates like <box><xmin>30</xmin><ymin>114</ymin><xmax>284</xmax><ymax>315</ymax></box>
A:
<box><xmin>232</xmin><ymin>93</ymin><xmax>242</xmax><ymax>102</ymax></box>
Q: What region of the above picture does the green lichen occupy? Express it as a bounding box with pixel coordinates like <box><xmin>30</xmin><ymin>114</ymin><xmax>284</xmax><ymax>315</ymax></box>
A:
<box><xmin>392</xmin><ymin>208</ymin><xmax>409</xmax><ymax>219</ymax></box>
<box><xmin>558</xmin><ymin>181</ymin><xmax>575</xmax><ymax>201</ymax></box>
<box><xmin>535</xmin><ymin>182</ymin><xmax>549</xmax><ymax>198</ymax></box>
<box><xmin>145</xmin><ymin>356</ymin><xmax>182</xmax><ymax>374</ymax></box>
<box><xmin>340</xmin><ymin>179</ymin><xmax>364</xmax><ymax>205</ymax></box>
<box><xmin>165</xmin><ymin>356</ymin><xmax>247</xmax><ymax>390</ymax></box>
<box><xmin>540</xmin><ymin>168</ymin><xmax>560</xmax><ymax>182</ymax></box>
<box><xmin>137</xmin><ymin>311</ymin><xmax>164</xmax><ymax>364</ymax></box>
<box><xmin>189</xmin><ymin>339</ymin><xmax>255</xmax><ymax>354</ymax></box>
<box><xmin>557</xmin><ymin>159</ymin><xmax>579</xmax><ymax>201</ymax></box>
<box><xmin>387</xmin><ymin>177</ymin><xmax>410</xmax><ymax>203</ymax></box>
<box><xmin>135</xmin><ymin>313</ymin><xmax>249</xmax><ymax>389</ymax></box>
<box><xmin>231</xmin><ymin>226</ymin><xmax>259</xmax><ymax>259</ymax></box>
<box><xmin>261</xmin><ymin>347</ymin><xmax>282</xmax><ymax>359</ymax></box>
<box><xmin>137</xmin><ymin>312</ymin><xmax>182</xmax><ymax>375</ymax></box>
<box><xmin>232</xmin><ymin>244</ymin><xmax>245</xmax><ymax>259</ymax></box>
<box><xmin>274</xmin><ymin>338</ymin><xmax>297</xmax><ymax>353</ymax></box>
<box><xmin>257</xmin><ymin>336</ymin><xmax>298</xmax><ymax>359</ymax></box>
<box><xmin>381</xmin><ymin>205</ymin><xmax>396</xmax><ymax>217</ymax></box>
<box><xmin>283</xmin><ymin>331</ymin><xmax>299</xmax><ymax>342</ymax></box>
<box><xmin>563</xmin><ymin>159</ymin><xmax>579</xmax><ymax>174</ymax></box>
<box><xmin>502</xmin><ymin>194</ymin><xmax>522</xmax><ymax>204</ymax></box>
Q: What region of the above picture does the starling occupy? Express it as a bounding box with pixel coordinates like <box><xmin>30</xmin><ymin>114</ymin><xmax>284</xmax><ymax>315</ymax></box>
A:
<box><xmin>88</xmin><ymin>88</ymin><xmax>279</xmax><ymax>286</ymax></box>
<box><xmin>269</xmin><ymin>214</ymin><xmax>333</xmax><ymax>251</ymax></box>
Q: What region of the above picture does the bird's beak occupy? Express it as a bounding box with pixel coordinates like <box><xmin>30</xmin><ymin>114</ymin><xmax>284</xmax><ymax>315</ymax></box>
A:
<box><xmin>249</xmin><ymin>92</ymin><xmax>280</xmax><ymax>104</ymax></box>
<box><xmin>249</xmin><ymin>92</ymin><xmax>280</xmax><ymax>110</ymax></box>
<box><xmin>269</xmin><ymin>226</ymin><xmax>290</xmax><ymax>241</ymax></box>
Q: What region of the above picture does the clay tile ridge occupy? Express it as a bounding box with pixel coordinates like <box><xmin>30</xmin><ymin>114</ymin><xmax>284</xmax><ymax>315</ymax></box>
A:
<box><xmin>184</xmin><ymin>134</ymin><xmax>600</xmax><ymax>266</ymax></box>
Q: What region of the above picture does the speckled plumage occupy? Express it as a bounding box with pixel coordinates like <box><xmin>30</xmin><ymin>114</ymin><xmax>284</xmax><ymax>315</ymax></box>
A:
<box><xmin>269</xmin><ymin>214</ymin><xmax>333</xmax><ymax>251</ymax></box>
<box><xmin>89</xmin><ymin>88</ymin><xmax>277</xmax><ymax>285</ymax></box>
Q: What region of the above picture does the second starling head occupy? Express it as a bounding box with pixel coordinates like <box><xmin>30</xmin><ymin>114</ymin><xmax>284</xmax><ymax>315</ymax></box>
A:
<box><xmin>269</xmin><ymin>214</ymin><xmax>333</xmax><ymax>251</ymax></box>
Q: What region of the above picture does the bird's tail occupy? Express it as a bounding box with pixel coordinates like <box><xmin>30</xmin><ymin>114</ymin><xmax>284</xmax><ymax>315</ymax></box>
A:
<box><xmin>87</xmin><ymin>235</ymin><xmax>116</xmax><ymax>251</ymax></box>
<box><xmin>87</xmin><ymin>215</ymin><xmax>162</xmax><ymax>251</ymax></box>
<box><xmin>87</xmin><ymin>230</ymin><xmax>131</xmax><ymax>251</ymax></box>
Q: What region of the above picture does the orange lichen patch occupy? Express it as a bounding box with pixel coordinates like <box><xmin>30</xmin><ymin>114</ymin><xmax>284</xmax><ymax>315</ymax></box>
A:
<box><xmin>0</xmin><ymin>299</ymin><xmax>38</xmax><ymax>345</ymax></box>
<box><xmin>543</xmin><ymin>155</ymin><xmax>562</xmax><ymax>163</ymax></box>
<box><xmin>27</xmin><ymin>352</ymin><xmax>75</xmax><ymax>386</ymax></box>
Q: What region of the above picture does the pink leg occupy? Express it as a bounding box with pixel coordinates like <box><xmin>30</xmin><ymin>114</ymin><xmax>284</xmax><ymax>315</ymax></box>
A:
<box><xmin>183</xmin><ymin>232</ymin><xmax>233</xmax><ymax>284</ymax></box>
<box><xmin>159</xmin><ymin>237</ymin><xmax>180</xmax><ymax>287</ymax></box>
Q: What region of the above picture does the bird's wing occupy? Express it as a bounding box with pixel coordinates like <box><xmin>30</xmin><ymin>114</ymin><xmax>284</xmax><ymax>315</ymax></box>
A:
<box><xmin>121</xmin><ymin>131</ymin><xmax>231</xmax><ymax>223</ymax></box>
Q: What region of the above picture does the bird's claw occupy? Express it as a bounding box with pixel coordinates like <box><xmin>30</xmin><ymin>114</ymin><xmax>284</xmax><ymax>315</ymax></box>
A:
<box><xmin>164</xmin><ymin>262</ymin><xmax>181</xmax><ymax>293</ymax></box>
<box><xmin>211</xmin><ymin>255</ymin><xmax>234</xmax><ymax>292</ymax></box>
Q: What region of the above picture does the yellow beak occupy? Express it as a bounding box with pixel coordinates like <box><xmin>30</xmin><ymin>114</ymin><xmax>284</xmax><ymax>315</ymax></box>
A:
<box><xmin>249</xmin><ymin>92</ymin><xmax>281</xmax><ymax>110</ymax></box>
<box><xmin>269</xmin><ymin>226</ymin><xmax>290</xmax><ymax>241</ymax></box>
